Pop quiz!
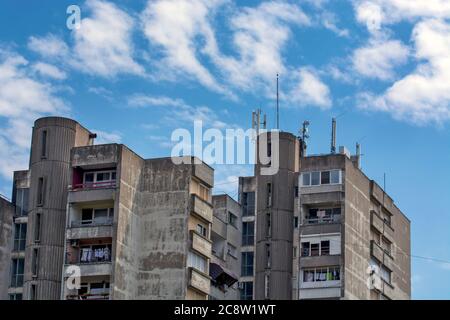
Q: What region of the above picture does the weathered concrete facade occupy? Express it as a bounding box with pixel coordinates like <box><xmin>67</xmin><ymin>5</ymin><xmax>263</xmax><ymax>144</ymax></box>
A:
<box><xmin>62</xmin><ymin>140</ymin><xmax>215</xmax><ymax>300</ymax></box>
<box><xmin>245</xmin><ymin>130</ymin><xmax>410</xmax><ymax>300</ymax></box>
<box><xmin>210</xmin><ymin>194</ymin><xmax>241</xmax><ymax>300</ymax></box>
<box><xmin>238</xmin><ymin>176</ymin><xmax>256</xmax><ymax>300</ymax></box>
<box><xmin>0</xmin><ymin>196</ymin><xmax>14</xmax><ymax>299</ymax></box>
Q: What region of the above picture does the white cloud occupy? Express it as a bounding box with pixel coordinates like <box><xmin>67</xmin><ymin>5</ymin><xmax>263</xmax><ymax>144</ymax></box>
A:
<box><xmin>128</xmin><ymin>94</ymin><xmax>185</xmax><ymax>108</ymax></box>
<box><xmin>208</xmin><ymin>1</ymin><xmax>310</xmax><ymax>92</ymax></box>
<box><xmin>289</xmin><ymin>68</ymin><xmax>332</xmax><ymax>109</ymax></box>
<box><xmin>0</xmin><ymin>51</ymin><xmax>68</xmax><ymax>179</ymax></box>
<box><xmin>352</xmin><ymin>39</ymin><xmax>409</xmax><ymax>80</ymax></box>
<box><xmin>28</xmin><ymin>34</ymin><xmax>69</xmax><ymax>58</ymax></box>
<box><xmin>213</xmin><ymin>164</ymin><xmax>252</xmax><ymax>198</ymax></box>
<box><xmin>141</xmin><ymin>0</ymin><xmax>226</xmax><ymax>93</ymax></box>
<box><xmin>141</xmin><ymin>0</ymin><xmax>310</xmax><ymax>97</ymax></box>
<box><xmin>32</xmin><ymin>62</ymin><xmax>67</xmax><ymax>80</ymax></box>
<box><xmin>28</xmin><ymin>0</ymin><xmax>143</xmax><ymax>78</ymax></box>
<box><xmin>357</xmin><ymin>19</ymin><xmax>450</xmax><ymax>124</ymax></box>
<box><xmin>322</xmin><ymin>12</ymin><xmax>350</xmax><ymax>37</ymax></box>
<box><xmin>71</xmin><ymin>0</ymin><xmax>144</xmax><ymax>77</ymax></box>
<box><xmin>355</xmin><ymin>0</ymin><xmax>450</xmax><ymax>27</ymax></box>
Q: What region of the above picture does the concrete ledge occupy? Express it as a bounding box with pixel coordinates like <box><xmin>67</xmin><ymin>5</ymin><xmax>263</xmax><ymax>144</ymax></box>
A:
<box><xmin>66</xmin><ymin>225</ymin><xmax>113</xmax><ymax>240</ymax></box>
<box><xmin>68</xmin><ymin>188</ymin><xmax>115</xmax><ymax>203</ymax></box>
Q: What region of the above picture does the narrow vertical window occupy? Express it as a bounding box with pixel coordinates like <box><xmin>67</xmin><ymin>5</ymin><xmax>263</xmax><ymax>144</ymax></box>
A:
<box><xmin>30</xmin><ymin>284</ymin><xmax>36</xmax><ymax>300</ymax></box>
<box><xmin>266</xmin><ymin>243</ymin><xmax>271</xmax><ymax>268</ymax></box>
<box><xmin>32</xmin><ymin>248</ymin><xmax>39</xmax><ymax>277</ymax></box>
<box><xmin>264</xmin><ymin>274</ymin><xmax>270</xmax><ymax>299</ymax></box>
<box><xmin>267</xmin><ymin>183</ymin><xmax>272</xmax><ymax>207</ymax></box>
<box><xmin>37</xmin><ymin>177</ymin><xmax>45</xmax><ymax>206</ymax></box>
<box><xmin>34</xmin><ymin>213</ymin><xmax>41</xmax><ymax>242</ymax></box>
<box><xmin>41</xmin><ymin>130</ymin><xmax>47</xmax><ymax>158</ymax></box>
<box><xmin>266</xmin><ymin>213</ymin><xmax>271</xmax><ymax>237</ymax></box>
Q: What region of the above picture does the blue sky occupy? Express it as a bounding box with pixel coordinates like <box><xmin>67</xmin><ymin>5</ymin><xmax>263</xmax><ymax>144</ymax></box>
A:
<box><xmin>0</xmin><ymin>0</ymin><xmax>449</xmax><ymax>299</ymax></box>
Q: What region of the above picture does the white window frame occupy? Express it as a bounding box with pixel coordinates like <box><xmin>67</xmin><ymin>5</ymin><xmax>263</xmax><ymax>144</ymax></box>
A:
<box><xmin>83</xmin><ymin>170</ymin><xmax>117</xmax><ymax>184</ymax></box>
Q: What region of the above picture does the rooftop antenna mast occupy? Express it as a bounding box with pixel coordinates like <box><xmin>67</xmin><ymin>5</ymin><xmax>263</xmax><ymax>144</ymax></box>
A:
<box><xmin>276</xmin><ymin>73</ymin><xmax>279</xmax><ymax>130</ymax></box>
<box><xmin>331</xmin><ymin>117</ymin><xmax>337</xmax><ymax>154</ymax></box>
<box><xmin>300</xmin><ymin>120</ymin><xmax>310</xmax><ymax>157</ymax></box>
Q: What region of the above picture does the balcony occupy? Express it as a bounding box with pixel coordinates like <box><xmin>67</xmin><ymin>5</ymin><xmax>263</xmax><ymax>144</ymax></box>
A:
<box><xmin>64</xmin><ymin>262</ymin><xmax>112</xmax><ymax>277</ymax></box>
<box><xmin>66</xmin><ymin>224</ymin><xmax>113</xmax><ymax>240</ymax></box>
<box><xmin>189</xmin><ymin>268</ymin><xmax>211</xmax><ymax>295</ymax></box>
<box><xmin>191</xmin><ymin>231</ymin><xmax>212</xmax><ymax>259</ymax></box>
<box><xmin>212</xmin><ymin>216</ymin><xmax>227</xmax><ymax>239</ymax></box>
<box><xmin>303</xmin><ymin>214</ymin><xmax>341</xmax><ymax>225</ymax></box>
<box><xmin>371</xmin><ymin>240</ymin><xmax>394</xmax><ymax>271</ymax></box>
<box><xmin>68</xmin><ymin>182</ymin><xmax>116</xmax><ymax>203</ymax></box>
<box><xmin>66</xmin><ymin>292</ymin><xmax>110</xmax><ymax>300</ymax></box>
<box><xmin>371</xmin><ymin>210</ymin><xmax>394</xmax><ymax>243</ymax></box>
<box><xmin>191</xmin><ymin>194</ymin><xmax>213</xmax><ymax>223</ymax></box>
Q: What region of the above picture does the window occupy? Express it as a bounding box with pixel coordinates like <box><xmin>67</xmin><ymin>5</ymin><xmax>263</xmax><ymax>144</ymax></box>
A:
<box><xmin>264</xmin><ymin>274</ymin><xmax>270</xmax><ymax>299</ymax></box>
<box><xmin>241</xmin><ymin>252</ymin><xmax>254</xmax><ymax>276</ymax></box>
<box><xmin>321</xmin><ymin>171</ymin><xmax>330</xmax><ymax>184</ymax></box>
<box><xmin>302</xmin><ymin>172</ymin><xmax>311</xmax><ymax>186</ymax></box>
<box><xmin>187</xmin><ymin>251</ymin><xmax>207</xmax><ymax>273</ymax></box>
<box><xmin>311</xmin><ymin>243</ymin><xmax>320</xmax><ymax>256</ymax></box>
<box><xmin>228</xmin><ymin>212</ymin><xmax>238</xmax><ymax>228</ymax></box>
<box><xmin>266</xmin><ymin>243</ymin><xmax>271</xmax><ymax>268</ymax></box>
<box><xmin>311</xmin><ymin>172</ymin><xmax>320</xmax><ymax>186</ymax></box>
<box><xmin>9</xmin><ymin>293</ymin><xmax>22</xmax><ymax>300</ymax></box>
<box><xmin>10</xmin><ymin>258</ymin><xmax>24</xmax><ymax>287</ymax></box>
<box><xmin>41</xmin><ymin>130</ymin><xmax>47</xmax><ymax>158</ymax></box>
<box><xmin>79</xmin><ymin>244</ymin><xmax>112</xmax><ymax>263</ymax></box>
<box><xmin>381</xmin><ymin>266</ymin><xmax>391</xmax><ymax>284</ymax></box>
<box><xmin>242</xmin><ymin>221</ymin><xmax>255</xmax><ymax>246</ymax></box>
<box><xmin>293</xmin><ymin>246</ymin><xmax>297</xmax><ymax>258</ymax></box>
<box><xmin>34</xmin><ymin>213</ymin><xmax>41</xmax><ymax>242</ymax></box>
<box><xmin>32</xmin><ymin>248</ymin><xmax>39</xmax><ymax>276</ymax></box>
<box><xmin>13</xmin><ymin>223</ymin><xmax>27</xmax><ymax>251</ymax></box>
<box><xmin>83</xmin><ymin>170</ymin><xmax>116</xmax><ymax>186</ymax></box>
<box><xmin>198</xmin><ymin>183</ymin><xmax>210</xmax><ymax>202</ymax></box>
<box><xmin>80</xmin><ymin>208</ymin><xmax>114</xmax><ymax>225</ymax></box>
<box><xmin>293</xmin><ymin>216</ymin><xmax>299</xmax><ymax>229</ymax></box>
<box><xmin>381</xmin><ymin>237</ymin><xmax>391</xmax><ymax>255</ymax></box>
<box><xmin>301</xmin><ymin>242</ymin><xmax>310</xmax><ymax>257</ymax></box>
<box><xmin>227</xmin><ymin>244</ymin><xmax>237</xmax><ymax>258</ymax></box>
<box><xmin>266</xmin><ymin>213</ymin><xmax>271</xmax><ymax>237</ymax></box>
<box><xmin>30</xmin><ymin>284</ymin><xmax>36</xmax><ymax>300</ymax></box>
<box><xmin>196</xmin><ymin>224</ymin><xmax>207</xmax><ymax>237</ymax></box>
<box><xmin>37</xmin><ymin>177</ymin><xmax>45</xmax><ymax>206</ymax></box>
<box><xmin>15</xmin><ymin>188</ymin><xmax>29</xmax><ymax>216</ymax></box>
<box><xmin>330</xmin><ymin>170</ymin><xmax>340</xmax><ymax>184</ymax></box>
<box><xmin>321</xmin><ymin>241</ymin><xmax>330</xmax><ymax>255</ymax></box>
<box><xmin>303</xmin><ymin>267</ymin><xmax>340</xmax><ymax>283</ymax></box>
<box><xmin>242</xmin><ymin>192</ymin><xmax>255</xmax><ymax>216</ymax></box>
<box><xmin>266</xmin><ymin>183</ymin><xmax>272</xmax><ymax>207</ymax></box>
<box><xmin>294</xmin><ymin>186</ymin><xmax>299</xmax><ymax>197</ymax></box>
<box><xmin>302</xmin><ymin>170</ymin><xmax>341</xmax><ymax>187</ymax></box>
<box><xmin>240</xmin><ymin>281</ymin><xmax>253</xmax><ymax>300</ymax></box>
<box><xmin>302</xmin><ymin>241</ymin><xmax>331</xmax><ymax>256</ymax></box>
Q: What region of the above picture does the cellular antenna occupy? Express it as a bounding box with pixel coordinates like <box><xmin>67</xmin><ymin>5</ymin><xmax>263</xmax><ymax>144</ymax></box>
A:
<box><xmin>300</xmin><ymin>120</ymin><xmax>310</xmax><ymax>157</ymax></box>
<box><xmin>331</xmin><ymin>117</ymin><xmax>337</xmax><ymax>154</ymax></box>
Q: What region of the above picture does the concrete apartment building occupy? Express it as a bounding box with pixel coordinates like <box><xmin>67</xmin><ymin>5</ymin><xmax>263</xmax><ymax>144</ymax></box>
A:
<box><xmin>209</xmin><ymin>194</ymin><xmax>241</xmax><ymax>300</ymax></box>
<box><xmin>237</xmin><ymin>177</ymin><xmax>256</xmax><ymax>300</ymax></box>
<box><xmin>243</xmin><ymin>131</ymin><xmax>410</xmax><ymax>300</ymax></box>
<box><xmin>0</xmin><ymin>195</ymin><xmax>14</xmax><ymax>299</ymax></box>
<box><xmin>0</xmin><ymin>116</ymin><xmax>218</xmax><ymax>300</ymax></box>
<box><xmin>63</xmin><ymin>144</ymin><xmax>215</xmax><ymax>300</ymax></box>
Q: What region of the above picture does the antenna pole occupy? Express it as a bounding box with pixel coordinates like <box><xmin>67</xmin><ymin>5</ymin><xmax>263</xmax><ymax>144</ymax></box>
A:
<box><xmin>331</xmin><ymin>117</ymin><xmax>336</xmax><ymax>154</ymax></box>
<box><xmin>276</xmin><ymin>74</ymin><xmax>279</xmax><ymax>130</ymax></box>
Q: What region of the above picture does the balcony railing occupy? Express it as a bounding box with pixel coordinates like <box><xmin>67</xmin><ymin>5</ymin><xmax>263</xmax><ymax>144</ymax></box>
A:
<box><xmin>69</xmin><ymin>181</ymin><xmax>116</xmax><ymax>191</ymax></box>
<box><xmin>304</xmin><ymin>214</ymin><xmax>341</xmax><ymax>225</ymax></box>
<box><xmin>66</xmin><ymin>292</ymin><xmax>110</xmax><ymax>300</ymax></box>
<box><xmin>70</xmin><ymin>217</ymin><xmax>113</xmax><ymax>228</ymax></box>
